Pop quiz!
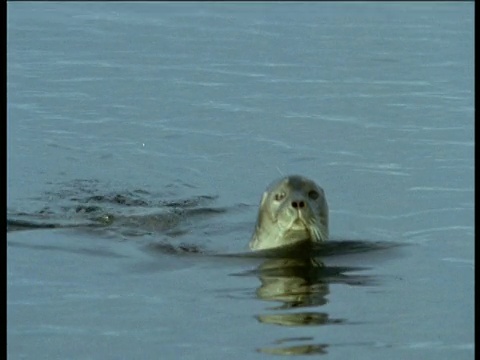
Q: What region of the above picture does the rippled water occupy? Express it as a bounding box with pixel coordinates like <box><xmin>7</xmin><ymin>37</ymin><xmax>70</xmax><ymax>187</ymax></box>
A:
<box><xmin>7</xmin><ymin>2</ymin><xmax>474</xmax><ymax>359</ymax></box>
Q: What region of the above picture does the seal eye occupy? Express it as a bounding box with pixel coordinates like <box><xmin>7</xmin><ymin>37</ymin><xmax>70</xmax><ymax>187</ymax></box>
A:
<box><xmin>308</xmin><ymin>190</ymin><xmax>319</xmax><ymax>200</ymax></box>
<box><xmin>274</xmin><ymin>192</ymin><xmax>286</xmax><ymax>201</ymax></box>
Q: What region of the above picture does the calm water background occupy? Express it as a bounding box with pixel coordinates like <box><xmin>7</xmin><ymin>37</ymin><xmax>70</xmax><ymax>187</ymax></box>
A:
<box><xmin>7</xmin><ymin>2</ymin><xmax>474</xmax><ymax>359</ymax></box>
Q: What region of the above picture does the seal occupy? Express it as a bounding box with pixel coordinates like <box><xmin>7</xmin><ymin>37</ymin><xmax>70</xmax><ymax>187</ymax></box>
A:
<box><xmin>249</xmin><ymin>175</ymin><xmax>329</xmax><ymax>251</ymax></box>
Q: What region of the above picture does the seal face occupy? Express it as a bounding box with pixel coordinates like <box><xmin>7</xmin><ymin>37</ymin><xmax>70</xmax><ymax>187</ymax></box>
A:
<box><xmin>249</xmin><ymin>175</ymin><xmax>329</xmax><ymax>251</ymax></box>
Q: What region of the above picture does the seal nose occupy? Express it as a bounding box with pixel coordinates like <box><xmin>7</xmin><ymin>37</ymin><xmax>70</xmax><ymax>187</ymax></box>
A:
<box><xmin>291</xmin><ymin>200</ymin><xmax>305</xmax><ymax>209</ymax></box>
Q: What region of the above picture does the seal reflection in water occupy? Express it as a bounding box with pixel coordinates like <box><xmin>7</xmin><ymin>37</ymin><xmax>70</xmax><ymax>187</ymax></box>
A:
<box><xmin>249</xmin><ymin>175</ymin><xmax>328</xmax><ymax>251</ymax></box>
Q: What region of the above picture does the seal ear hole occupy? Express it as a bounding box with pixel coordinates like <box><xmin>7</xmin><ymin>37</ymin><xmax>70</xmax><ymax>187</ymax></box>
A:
<box><xmin>274</xmin><ymin>192</ymin><xmax>286</xmax><ymax>201</ymax></box>
<box><xmin>308</xmin><ymin>190</ymin><xmax>319</xmax><ymax>200</ymax></box>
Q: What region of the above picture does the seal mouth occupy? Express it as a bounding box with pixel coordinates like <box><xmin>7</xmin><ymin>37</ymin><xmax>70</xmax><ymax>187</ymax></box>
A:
<box><xmin>287</xmin><ymin>215</ymin><xmax>324</xmax><ymax>243</ymax></box>
<box><xmin>283</xmin><ymin>217</ymin><xmax>311</xmax><ymax>240</ymax></box>
<box><xmin>289</xmin><ymin>216</ymin><xmax>308</xmax><ymax>230</ymax></box>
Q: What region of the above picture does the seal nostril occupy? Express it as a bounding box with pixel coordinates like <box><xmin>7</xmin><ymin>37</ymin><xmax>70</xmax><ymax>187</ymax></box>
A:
<box><xmin>291</xmin><ymin>201</ymin><xmax>305</xmax><ymax>209</ymax></box>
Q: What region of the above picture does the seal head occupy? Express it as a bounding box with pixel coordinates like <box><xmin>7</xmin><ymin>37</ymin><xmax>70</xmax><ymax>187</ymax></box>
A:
<box><xmin>249</xmin><ymin>175</ymin><xmax>328</xmax><ymax>251</ymax></box>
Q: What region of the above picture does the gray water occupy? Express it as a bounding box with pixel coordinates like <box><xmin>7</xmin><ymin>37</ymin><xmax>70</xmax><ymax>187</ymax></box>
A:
<box><xmin>7</xmin><ymin>2</ymin><xmax>474</xmax><ymax>359</ymax></box>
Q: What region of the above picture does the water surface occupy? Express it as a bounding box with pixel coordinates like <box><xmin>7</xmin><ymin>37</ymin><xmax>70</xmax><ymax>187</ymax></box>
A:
<box><xmin>7</xmin><ymin>2</ymin><xmax>474</xmax><ymax>359</ymax></box>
